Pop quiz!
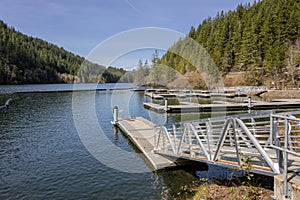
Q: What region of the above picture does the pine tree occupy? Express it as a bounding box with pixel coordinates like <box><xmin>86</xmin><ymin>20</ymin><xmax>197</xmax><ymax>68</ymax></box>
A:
<box><xmin>159</xmin><ymin>0</ymin><xmax>300</xmax><ymax>87</ymax></box>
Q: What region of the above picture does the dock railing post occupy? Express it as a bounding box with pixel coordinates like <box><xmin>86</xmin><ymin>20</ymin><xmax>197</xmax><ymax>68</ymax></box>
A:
<box><xmin>113</xmin><ymin>106</ymin><xmax>118</xmax><ymax>125</ymax></box>
<box><xmin>206</xmin><ymin>120</ymin><xmax>212</xmax><ymax>160</ymax></box>
<box><xmin>283</xmin><ymin>118</ymin><xmax>290</xmax><ymax>198</ymax></box>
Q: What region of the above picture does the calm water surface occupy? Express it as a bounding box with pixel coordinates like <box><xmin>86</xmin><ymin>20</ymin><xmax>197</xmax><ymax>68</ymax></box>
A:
<box><xmin>0</xmin><ymin>84</ymin><xmax>215</xmax><ymax>200</ymax></box>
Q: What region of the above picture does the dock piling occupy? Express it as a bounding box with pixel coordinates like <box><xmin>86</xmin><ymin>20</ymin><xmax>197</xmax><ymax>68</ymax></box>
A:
<box><xmin>248</xmin><ymin>96</ymin><xmax>252</xmax><ymax>109</ymax></box>
<box><xmin>164</xmin><ymin>98</ymin><xmax>168</xmax><ymax>111</ymax></box>
<box><xmin>112</xmin><ymin>106</ymin><xmax>118</xmax><ymax>125</ymax></box>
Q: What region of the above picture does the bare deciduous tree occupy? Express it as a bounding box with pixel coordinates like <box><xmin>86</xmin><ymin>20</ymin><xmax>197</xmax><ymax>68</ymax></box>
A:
<box><xmin>286</xmin><ymin>39</ymin><xmax>300</xmax><ymax>88</ymax></box>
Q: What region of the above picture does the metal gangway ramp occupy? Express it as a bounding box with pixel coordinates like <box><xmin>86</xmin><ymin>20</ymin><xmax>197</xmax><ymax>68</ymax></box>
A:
<box><xmin>154</xmin><ymin>111</ymin><xmax>300</xmax><ymax>198</ymax></box>
<box><xmin>154</xmin><ymin>111</ymin><xmax>300</xmax><ymax>177</ymax></box>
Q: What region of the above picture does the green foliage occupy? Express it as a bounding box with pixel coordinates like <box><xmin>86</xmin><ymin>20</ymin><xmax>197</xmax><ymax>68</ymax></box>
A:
<box><xmin>160</xmin><ymin>0</ymin><xmax>300</xmax><ymax>86</ymax></box>
<box><xmin>0</xmin><ymin>20</ymin><xmax>128</xmax><ymax>84</ymax></box>
<box><xmin>103</xmin><ymin>67</ymin><xmax>128</xmax><ymax>83</ymax></box>
<box><xmin>239</xmin><ymin>152</ymin><xmax>255</xmax><ymax>186</ymax></box>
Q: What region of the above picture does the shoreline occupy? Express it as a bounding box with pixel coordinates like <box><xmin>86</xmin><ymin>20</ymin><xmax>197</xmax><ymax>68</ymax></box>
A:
<box><xmin>248</xmin><ymin>89</ymin><xmax>300</xmax><ymax>99</ymax></box>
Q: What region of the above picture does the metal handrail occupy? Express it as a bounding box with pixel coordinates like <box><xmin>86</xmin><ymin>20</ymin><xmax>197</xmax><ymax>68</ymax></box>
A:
<box><xmin>155</xmin><ymin>111</ymin><xmax>300</xmax><ymax>198</ymax></box>
<box><xmin>155</xmin><ymin>111</ymin><xmax>300</xmax><ymax>168</ymax></box>
<box><xmin>269</xmin><ymin>113</ymin><xmax>300</xmax><ymax>198</ymax></box>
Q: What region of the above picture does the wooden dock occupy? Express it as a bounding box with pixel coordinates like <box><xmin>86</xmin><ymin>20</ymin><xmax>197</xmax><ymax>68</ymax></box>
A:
<box><xmin>144</xmin><ymin>102</ymin><xmax>248</xmax><ymax>113</ymax></box>
<box><xmin>145</xmin><ymin>90</ymin><xmax>247</xmax><ymax>99</ymax></box>
<box><xmin>144</xmin><ymin>99</ymin><xmax>300</xmax><ymax>113</ymax></box>
<box><xmin>116</xmin><ymin>117</ymin><xmax>176</xmax><ymax>170</ymax></box>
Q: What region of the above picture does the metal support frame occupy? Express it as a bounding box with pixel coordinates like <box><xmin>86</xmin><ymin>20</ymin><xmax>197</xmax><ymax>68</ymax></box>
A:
<box><xmin>172</xmin><ymin>124</ymin><xmax>177</xmax><ymax>154</ymax></box>
<box><xmin>283</xmin><ymin>118</ymin><xmax>289</xmax><ymax>198</ymax></box>
<box><xmin>213</xmin><ymin>118</ymin><xmax>232</xmax><ymax>161</ymax></box>
<box><xmin>188</xmin><ymin>123</ymin><xmax>210</xmax><ymax>160</ymax></box>
<box><xmin>237</xmin><ymin>129</ymin><xmax>253</xmax><ymax>148</ymax></box>
<box><xmin>154</xmin><ymin>127</ymin><xmax>161</xmax><ymax>151</ymax></box>
<box><xmin>269</xmin><ymin>114</ymin><xmax>300</xmax><ymax>198</ymax></box>
<box><xmin>232</xmin><ymin>119</ymin><xmax>241</xmax><ymax>167</ymax></box>
<box><xmin>270</xmin><ymin>114</ymin><xmax>300</xmax><ymax>157</ymax></box>
<box><xmin>155</xmin><ymin>126</ymin><xmax>176</xmax><ymax>154</ymax></box>
<box><xmin>236</xmin><ymin>118</ymin><xmax>280</xmax><ymax>174</ymax></box>
<box><xmin>177</xmin><ymin>125</ymin><xmax>187</xmax><ymax>155</ymax></box>
<box><xmin>163</xmin><ymin>126</ymin><xmax>176</xmax><ymax>154</ymax></box>
<box><xmin>154</xmin><ymin>112</ymin><xmax>300</xmax><ymax>190</ymax></box>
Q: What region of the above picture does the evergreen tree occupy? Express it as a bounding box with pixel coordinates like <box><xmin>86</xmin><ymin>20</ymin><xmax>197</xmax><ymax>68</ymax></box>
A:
<box><xmin>0</xmin><ymin>20</ymin><xmax>128</xmax><ymax>84</ymax></box>
<box><xmin>159</xmin><ymin>0</ymin><xmax>300</xmax><ymax>87</ymax></box>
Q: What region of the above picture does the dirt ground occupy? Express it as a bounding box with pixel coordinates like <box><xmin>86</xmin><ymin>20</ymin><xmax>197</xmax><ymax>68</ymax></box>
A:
<box><xmin>248</xmin><ymin>89</ymin><xmax>300</xmax><ymax>99</ymax></box>
<box><xmin>191</xmin><ymin>184</ymin><xmax>273</xmax><ymax>200</ymax></box>
<box><xmin>176</xmin><ymin>175</ymin><xmax>274</xmax><ymax>200</ymax></box>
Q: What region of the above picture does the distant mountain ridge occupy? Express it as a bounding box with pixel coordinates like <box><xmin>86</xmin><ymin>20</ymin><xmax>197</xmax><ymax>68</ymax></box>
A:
<box><xmin>0</xmin><ymin>20</ymin><xmax>131</xmax><ymax>84</ymax></box>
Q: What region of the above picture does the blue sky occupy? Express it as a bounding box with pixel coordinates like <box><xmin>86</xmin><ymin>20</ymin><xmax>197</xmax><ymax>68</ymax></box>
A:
<box><xmin>0</xmin><ymin>0</ymin><xmax>255</xmax><ymax>69</ymax></box>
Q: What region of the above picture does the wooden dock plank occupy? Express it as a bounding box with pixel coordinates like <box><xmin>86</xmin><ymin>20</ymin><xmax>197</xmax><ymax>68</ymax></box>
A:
<box><xmin>117</xmin><ymin>117</ymin><xmax>176</xmax><ymax>170</ymax></box>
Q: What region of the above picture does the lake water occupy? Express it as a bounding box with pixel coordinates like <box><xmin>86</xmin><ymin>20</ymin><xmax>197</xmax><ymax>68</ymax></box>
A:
<box><xmin>1</xmin><ymin>83</ymin><xmax>227</xmax><ymax>200</ymax></box>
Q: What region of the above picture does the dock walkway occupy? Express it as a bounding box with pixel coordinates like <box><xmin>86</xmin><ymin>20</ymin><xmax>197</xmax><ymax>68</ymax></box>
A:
<box><xmin>116</xmin><ymin>117</ymin><xmax>176</xmax><ymax>170</ymax></box>
<box><xmin>114</xmin><ymin>110</ymin><xmax>300</xmax><ymax>199</ymax></box>
<box><xmin>144</xmin><ymin>99</ymin><xmax>300</xmax><ymax>113</ymax></box>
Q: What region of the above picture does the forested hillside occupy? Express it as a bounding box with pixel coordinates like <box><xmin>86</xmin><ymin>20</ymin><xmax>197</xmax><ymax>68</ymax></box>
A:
<box><xmin>0</xmin><ymin>20</ymin><xmax>130</xmax><ymax>84</ymax></box>
<box><xmin>158</xmin><ymin>0</ymin><xmax>300</xmax><ymax>87</ymax></box>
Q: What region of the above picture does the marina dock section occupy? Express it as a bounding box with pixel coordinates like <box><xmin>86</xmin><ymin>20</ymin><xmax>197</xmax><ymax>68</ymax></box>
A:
<box><xmin>144</xmin><ymin>99</ymin><xmax>300</xmax><ymax>113</ymax></box>
<box><xmin>114</xmin><ymin>109</ymin><xmax>300</xmax><ymax>199</ymax></box>
<box><xmin>144</xmin><ymin>89</ymin><xmax>248</xmax><ymax>99</ymax></box>
<box><xmin>116</xmin><ymin>117</ymin><xmax>176</xmax><ymax>170</ymax></box>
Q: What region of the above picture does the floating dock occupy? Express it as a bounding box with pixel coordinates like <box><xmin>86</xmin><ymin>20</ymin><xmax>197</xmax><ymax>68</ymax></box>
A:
<box><xmin>144</xmin><ymin>102</ymin><xmax>246</xmax><ymax>113</ymax></box>
<box><xmin>144</xmin><ymin>99</ymin><xmax>300</xmax><ymax>113</ymax></box>
<box><xmin>144</xmin><ymin>90</ymin><xmax>247</xmax><ymax>100</ymax></box>
<box><xmin>116</xmin><ymin>117</ymin><xmax>176</xmax><ymax>170</ymax></box>
<box><xmin>144</xmin><ymin>92</ymin><xmax>243</xmax><ymax>99</ymax></box>
<box><xmin>113</xmin><ymin>109</ymin><xmax>300</xmax><ymax>199</ymax></box>
<box><xmin>14</xmin><ymin>87</ymin><xmax>142</xmax><ymax>94</ymax></box>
